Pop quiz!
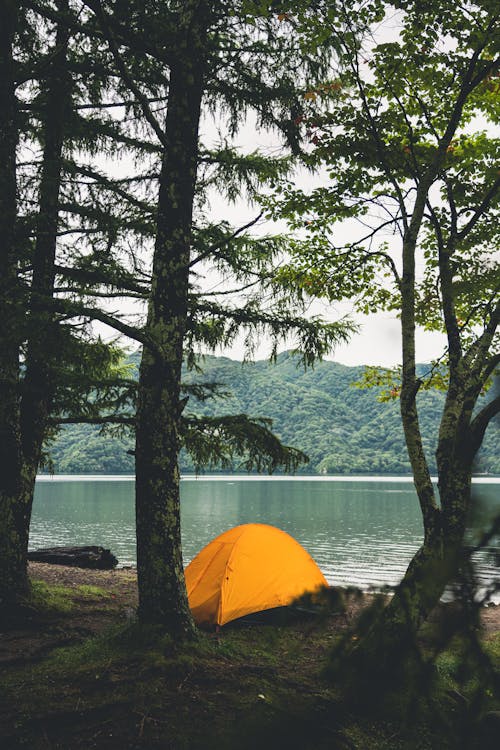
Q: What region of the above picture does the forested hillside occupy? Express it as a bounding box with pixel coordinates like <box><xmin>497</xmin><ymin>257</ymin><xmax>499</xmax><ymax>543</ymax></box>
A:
<box><xmin>47</xmin><ymin>352</ymin><xmax>499</xmax><ymax>475</ymax></box>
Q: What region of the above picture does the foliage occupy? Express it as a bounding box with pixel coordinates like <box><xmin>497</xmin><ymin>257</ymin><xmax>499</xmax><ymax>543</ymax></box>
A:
<box><xmin>1</xmin><ymin>573</ymin><xmax>499</xmax><ymax>749</ymax></box>
<box><xmin>18</xmin><ymin>0</ymin><xmax>359</xmax><ymax>472</ymax></box>
<box><xmin>266</xmin><ymin>0</ymin><xmax>499</xmax><ymax>355</ymax></box>
<box><xmin>45</xmin><ymin>351</ymin><xmax>499</xmax><ymax>475</ymax></box>
<box><xmin>263</xmin><ymin>0</ymin><xmax>500</xmax><ymax>680</ymax></box>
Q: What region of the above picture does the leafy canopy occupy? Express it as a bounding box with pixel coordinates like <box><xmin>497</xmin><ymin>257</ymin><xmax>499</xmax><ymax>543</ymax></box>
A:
<box><xmin>266</xmin><ymin>0</ymin><xmax>499</xmax><ymax>377</ymax></box>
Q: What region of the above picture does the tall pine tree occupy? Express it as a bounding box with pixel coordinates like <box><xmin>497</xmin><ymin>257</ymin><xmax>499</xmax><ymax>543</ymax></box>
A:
<box><xmin>78</xmin><ymin>0</ymin><xmax>356</xmax><ymax>632</ymax></box>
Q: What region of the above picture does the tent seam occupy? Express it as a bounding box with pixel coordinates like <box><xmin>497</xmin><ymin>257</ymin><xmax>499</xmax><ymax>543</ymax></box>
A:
<box><xmin>218</xmin><ymin>524</ymin><xmax>250</xmax><ymax>625</ymax></box>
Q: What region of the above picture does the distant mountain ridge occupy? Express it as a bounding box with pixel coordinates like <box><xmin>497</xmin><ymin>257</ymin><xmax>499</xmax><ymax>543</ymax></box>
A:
<box><xmin>47</xmin><ymin>351</ymin><xmax>499</xmax><ymax>475</ymax></box>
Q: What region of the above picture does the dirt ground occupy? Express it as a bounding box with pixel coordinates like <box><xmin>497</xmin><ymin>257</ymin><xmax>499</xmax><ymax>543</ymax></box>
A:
<box><xmin>0</xmin><ymin>564</ymin><xmax>138</xmax><ymax>667</ymax></box>
<box><xmin>1</xmin><ymin>562</ymin><xmax>498</xmax><ymax>669</ymax></box>
<box><xmin>0</xmin><ymin>563</ymin><xmax>499</xmax><ymax>750</ymax></box>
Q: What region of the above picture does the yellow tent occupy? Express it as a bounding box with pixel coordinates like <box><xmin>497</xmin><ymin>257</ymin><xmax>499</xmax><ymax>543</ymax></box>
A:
<box><xmin>185</xmin><ymin>523</ymin><xmax>328</xmax><ymax>627</ymax></box>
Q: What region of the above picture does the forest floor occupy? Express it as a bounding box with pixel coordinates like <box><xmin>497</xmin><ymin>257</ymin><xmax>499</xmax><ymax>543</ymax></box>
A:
<box><xmin>0</xmin><ymin>563</ymin><xmax>499</xmax><ymax>749</ymax></box>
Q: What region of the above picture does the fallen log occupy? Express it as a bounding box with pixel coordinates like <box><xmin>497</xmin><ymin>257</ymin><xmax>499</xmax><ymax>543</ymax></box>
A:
<box><xmin>28</xmin><ymin>545</ymin><xmax>118</xmax><ymax>570</ymax></box>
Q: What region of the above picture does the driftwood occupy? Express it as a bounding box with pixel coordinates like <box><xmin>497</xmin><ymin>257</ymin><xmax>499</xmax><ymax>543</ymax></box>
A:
<box><xmin>28</xmin><ymin>545</ymin><xmax>118</xmax><ymax>570</ymax></box>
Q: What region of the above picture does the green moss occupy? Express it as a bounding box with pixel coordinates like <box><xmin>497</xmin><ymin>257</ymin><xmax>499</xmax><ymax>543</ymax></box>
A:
<box><xmin>28</xmin><ymin>581</ymin><xmax>112</xmax><ymax>614</ymax></box>
<box><xmin>483</xmin><ymin>632</ymin><xmax>500</xmax><ymax>666</ymax></box>
<box><xmin>30</xmin><ymin>580</ymin><xmax>76</xmax><ymax>613</ymax></box>
<box><xmin>0</xmin><ymin>607</ymin><xmax>498</xmax><ymax>750</ymax></box>
<box><xmin>75</xmin><ymin>584</ymin><xmax>111</xmax><ymax>599</ymax></box>
<box><xmin>36</xmin><ymin>621</ymin><xmax>212</xmax><ymax>678</ymax></box>
<box><xmin>45</xmin><ymin>635</ymin><xmax>121</xmax><ymax>675</ymax></box>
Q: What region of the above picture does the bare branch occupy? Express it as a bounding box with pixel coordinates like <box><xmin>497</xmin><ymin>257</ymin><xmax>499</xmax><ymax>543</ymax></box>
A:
<box><xmin>66</xmin><ymin>162</ymin><xmax>155</xmax><ymax>214</ymax></box>
<box><xmin>426</xmin><ymin>199</ymin><xmax>462</xmax><ymax>366</ymax></box>
<box><xmin>54</xmin><ymin>264</ymin><xmax>149</xmax><ymax>295</ymax></box>
<box><xmin>55</xmin><ymin>287</ymin><xmax>146</xmax><ymax>299</ymax></box>
<box><xmin>482</xmin><ymin>353</ymin><xmax>500</xmax><ymax>385</ymax></box>
<box><xmin>35</xmin><ymin>295</ymin><xmax>154</xmax><ymax>350</ymax></box>
<box><xmin>465</xmin><ymin>299</ymin><xmax>500</xmax><ymax>377</ymax></box>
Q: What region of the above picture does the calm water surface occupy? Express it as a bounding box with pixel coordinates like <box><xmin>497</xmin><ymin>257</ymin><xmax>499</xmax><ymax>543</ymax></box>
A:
<box><xmin>31</xmin><ymin>476</ymin><xmax>499</xmax><ymax>593</ymax></box>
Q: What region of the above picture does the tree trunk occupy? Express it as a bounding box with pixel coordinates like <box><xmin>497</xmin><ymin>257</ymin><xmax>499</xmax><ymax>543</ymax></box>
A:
<box><xmin>334</xmin><ymin>460</ymin><xmax>472</xmax><ymax>691</ymax></box>
<box><xmin>373</xmin><ymin>479</ymin><xmax>467</xmax><ymax>640</ymax></box>
<box><xmin>135</xmin><ymin>15</ymin><xmax>208</xmax><ymax>635</ymax></box>
<box><xmin>333</xmin><ymin>177</ymin><xmax>473</xmax><ymax>681</ymax></box>
<box><xmin>0</xmin><ymin>0</ymin><xmax>69</xmax><ymax>615</ymax></box>
<box><xmin>0</xmin><ymin>0</ymin><xmax>27</xmax><ymax>611</ymax></box>
<box><xmin>334</xmin><ymin>363</ymin><xmax>491</xmax><ymax>691</ymax></box>
<box><xmin>20</xmin><ymin>0</ymin><xmax>70</xmax><ymax>548</ymax></box>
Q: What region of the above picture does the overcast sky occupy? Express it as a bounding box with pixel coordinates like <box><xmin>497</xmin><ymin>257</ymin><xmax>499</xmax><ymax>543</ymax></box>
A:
<box><xmin>198</xmin><ymin>114</ymin><xmax>448</xmax><ymax>369</ymax></box>
<box><xmin>102</xmin><ymin>10</ymin><xmax>455</xmax><ymax>369</ymax></box>
<box><xmin>104</xmin><ymin>114</ymin><xmax>449</xmax><ymax>369</ymax></box>
<box><xmin>211</xmin><ymin>309</ymin><xmax>447</xmax><ymax>368</ymax></box>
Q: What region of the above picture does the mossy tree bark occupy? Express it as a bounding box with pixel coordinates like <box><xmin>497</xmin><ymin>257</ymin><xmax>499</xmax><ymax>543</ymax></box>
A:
<box><xmin>20</xmin><ymin>0</ymin><xmax>70</xmax><ymax>530</ymax></box>
<box><xmin>376</xmin><ymin>182</ymin><xmax>500</xmax><ymax>655</ymax></box>
<box><xmin>0</xmin><ymin>0</ymin><xmax>26</xmax><ymax>612</ymax></box>
<box><xmin>339</xmin><ymin>291</ymin><xmax>498</xmax><ymax>684</ymax></box>
<box><xmin>361</xmin><ymin>366</ymin><xmax>498</xmax><ymax>676</ymax></box>
<box><xmin>271</xmin><ymin>3</ymin><xmax>500</xmax><ymax>689</ymax></box>
<box><xmin>343</xmin><ymin>73</ymin><xmax>500</xmax><ymax>670</ymax></box>
<box><xmin>135</xmin><ymin>6</ymin><xmax>209</xmax><ymax>635</ymax></box>
<box><xmin>349</xmin><ymin>271</ymin><xmax>498</xmax><ymax>680</ymax></box>
<box><xmin>0</xmin><ymin>0</ymin><xmax>69</xmax><ymax>615</ymax></box>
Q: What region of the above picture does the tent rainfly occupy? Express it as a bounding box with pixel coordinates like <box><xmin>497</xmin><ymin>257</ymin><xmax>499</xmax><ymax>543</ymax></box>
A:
<box><xmin>185</xmin><ymin>523</ymin><xmax>328</xmax><ymax>627</ymax></box>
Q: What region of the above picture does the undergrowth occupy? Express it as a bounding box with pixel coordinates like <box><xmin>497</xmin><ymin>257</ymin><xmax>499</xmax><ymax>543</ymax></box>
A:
<box><xmin>2</xmin><ymin>580</ymin><xmax>499</xmax><ymax>750</ymax></box>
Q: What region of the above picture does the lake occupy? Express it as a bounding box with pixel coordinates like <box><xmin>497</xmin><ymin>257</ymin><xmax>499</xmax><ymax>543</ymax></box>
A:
<box><xmin>31</xmin><ymin>476</ymin><xmax>499</xmax><ymax>595</ymax></box>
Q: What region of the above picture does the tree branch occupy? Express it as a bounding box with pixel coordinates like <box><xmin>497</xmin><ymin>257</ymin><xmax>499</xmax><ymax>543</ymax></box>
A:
<box><xmin>54</xmin><ymin>264</ymin><xmax>149</xmax><ymax>295</ymax></box>
<box><xmin>80</xmin><ymin>0</ymin><xmax>169</xmax><ymax>148</ymax></box>
<box><xmin>482</xmin><ymin>353</ymin><xmax>500</xmax><ymax>385</ymax></box>
<box><xmin>65</xmin><ymin>162</ymin><xmax>155</xmax><ymax>214</ymax></box>
<box><xmin>50</xmin><ymin>414</ymin><xmax>135</xmax><ymax>425</ymax></box>
<box><xmin>35</xmin><ymin>295</ymin><xmax>154</xmax><ymax>350</ymax></box>
<box><xmin>456</xmin><ymin>176</ymin><xmax>500</xmax><ymax>241</ymax></box>
<box><xmin>426</xmin><ymin>199</ymin><xmax>462</xmax><ymax>368</ymax></box>
<box><xmin>465</xmin><ymin>299</ymin><xmax>500</xmax><ymax>378</ymax></box>
<box><xmin>469</xmin><ymin>393</ymin><xmax>500</xmax><ymax>458</ymax></box>
<box><xmin>189</xmin><ymin>212</ymin><xmax>264</xmax><ymax>268</ymax></box>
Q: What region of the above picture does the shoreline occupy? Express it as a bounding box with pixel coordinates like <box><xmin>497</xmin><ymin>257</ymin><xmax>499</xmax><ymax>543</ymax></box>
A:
<box><xmin>35</xmin><ymin>473</ymin><xmax>500</xmax><ymax>482</ymax></box>
<box><xmin>27</xmin><ymin>561</ymin><xmax>500</xmax><ymax>621</ymax></box>
<box><xmin>1</xmin><ymin>563</ymin><xmax>498</xmax><ymax>749</ymax></box>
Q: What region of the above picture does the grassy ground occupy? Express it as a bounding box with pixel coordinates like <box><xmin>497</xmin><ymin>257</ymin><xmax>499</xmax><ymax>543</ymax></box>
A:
<box><xmin>0</xmin><ymin>564</ymin><xmax>499</xmax><ymax>750</ymax></box>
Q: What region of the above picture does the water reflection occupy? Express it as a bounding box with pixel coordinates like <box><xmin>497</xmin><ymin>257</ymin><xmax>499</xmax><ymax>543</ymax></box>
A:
<box><xmin>31</xmin><ymin>477</ymin><xmax>499</xmax><ymax>593</ymax></box>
